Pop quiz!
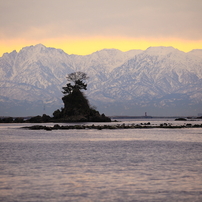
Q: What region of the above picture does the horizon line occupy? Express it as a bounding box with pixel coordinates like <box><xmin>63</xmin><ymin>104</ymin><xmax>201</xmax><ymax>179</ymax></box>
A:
<box><xmin>1</xmin><ymin>43</ymin><xmax>201</xmax><ymax>57</ymax></box>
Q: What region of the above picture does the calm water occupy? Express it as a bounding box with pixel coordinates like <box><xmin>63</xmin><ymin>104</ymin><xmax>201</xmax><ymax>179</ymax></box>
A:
<box><xmin>0</xmin><ymin>120</ymin><xmax>202</xmax><ymax>202</ymax></box>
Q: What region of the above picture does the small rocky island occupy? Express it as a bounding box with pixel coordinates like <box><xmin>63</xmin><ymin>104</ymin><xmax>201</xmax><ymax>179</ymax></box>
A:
<box><xmin>29</xmin><ymin>72</ymin><xmax>111</xmax><ymax>123</ymax></box>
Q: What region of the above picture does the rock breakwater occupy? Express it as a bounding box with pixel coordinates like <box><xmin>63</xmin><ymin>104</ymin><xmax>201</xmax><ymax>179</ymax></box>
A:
<box><xmin>23</xmin><ymin>122</ymin><xmax>202</xmax><ymax>131</ymax></box>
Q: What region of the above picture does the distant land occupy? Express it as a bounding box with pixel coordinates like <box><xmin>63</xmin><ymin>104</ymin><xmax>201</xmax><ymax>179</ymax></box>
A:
<box><xmin>0</xmin><ymin>44</ymin><xmax>202</xmax><ymax>117</ymax></box>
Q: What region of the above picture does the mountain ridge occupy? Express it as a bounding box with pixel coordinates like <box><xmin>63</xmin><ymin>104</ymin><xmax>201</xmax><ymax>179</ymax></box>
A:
<box><xmin>0</xmin><ymin>44</ymin><xmax>202</xmax><ymax>116</ymax></box>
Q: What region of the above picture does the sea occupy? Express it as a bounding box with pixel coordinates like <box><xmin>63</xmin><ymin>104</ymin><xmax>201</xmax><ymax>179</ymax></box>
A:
<box><xmin>0</xmin><ymin>118</ymin><xmax>202</xmax><ymax>202</ymax></box>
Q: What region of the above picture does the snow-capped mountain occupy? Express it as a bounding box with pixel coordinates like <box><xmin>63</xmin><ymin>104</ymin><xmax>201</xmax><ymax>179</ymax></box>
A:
<box><xmin>0</xmin><ymin>44</ymin><xmax>201</xmax><ymax>116</ymax></box>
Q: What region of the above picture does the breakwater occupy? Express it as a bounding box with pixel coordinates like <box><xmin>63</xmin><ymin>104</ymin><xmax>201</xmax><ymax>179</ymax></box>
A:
<box><xmin>23</xmin><ymin>122</ymin><xmax>202</xmax><ymax>131</ymax></box>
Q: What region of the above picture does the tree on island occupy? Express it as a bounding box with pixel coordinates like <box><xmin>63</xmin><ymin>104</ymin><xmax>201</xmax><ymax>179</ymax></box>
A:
<box><xmin>53</xmin><ymin>72</ymin><xmax>111</xmax><ymax>122</ymax></box>
<box><xmin>62</xmin><ymin>71</ymin><xmax>88</xmax><ymax>94</ymax></box>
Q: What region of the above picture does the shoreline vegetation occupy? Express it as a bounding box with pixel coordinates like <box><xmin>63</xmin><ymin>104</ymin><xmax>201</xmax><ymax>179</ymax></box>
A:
<box><xmin>23</xmin><ymin>122</ymin><xmax>202</xmax><ymax>131</ymax></box>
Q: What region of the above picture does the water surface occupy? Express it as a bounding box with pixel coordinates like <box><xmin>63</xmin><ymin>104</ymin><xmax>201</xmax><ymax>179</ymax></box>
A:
<box><xmin>0</xmin><ymin>121</ymin><xmax>202</xmax><ymax>201</ymax></box>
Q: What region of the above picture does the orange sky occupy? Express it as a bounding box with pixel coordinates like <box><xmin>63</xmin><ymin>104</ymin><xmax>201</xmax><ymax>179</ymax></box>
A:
<box><xmin>1</xmin><ymin>0</ymin><xmax>202</xmax><ymax>56</ymax></box>
<box><xmin>1</xmin><ymin>37</ymin><xmax>202</xmax><ymax>56</ymax></box>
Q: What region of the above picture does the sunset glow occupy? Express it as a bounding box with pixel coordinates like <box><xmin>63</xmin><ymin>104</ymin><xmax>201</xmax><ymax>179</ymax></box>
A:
<box><xmin>1</xmin><ymin>0</ymin><xmax>202</xmax><ymax>56</ymax></box>
<box><xmin>1</xmin><ymin>37</ymin><xmax>202</xmax><ymax>56</ymax></box>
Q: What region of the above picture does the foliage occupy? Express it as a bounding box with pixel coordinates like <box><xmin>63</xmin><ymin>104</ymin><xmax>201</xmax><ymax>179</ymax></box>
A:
<box><xmin>0</xmin><ymin>117</ymin><xmax>24</xmax><ymax>123</ymax></box>
<box><xmin>0</xmin><ymin>117</ymin><xmax>13</xmax><ymax>123</ymax></box>
<box><xmin>29</xmin><ymin>114</ymin><xmax>51</xmax><ymax>123</ymax></box>
<box><xmin>62</xmin><ymin>72</ymin><xmax>89</xmax><ymax>95</ymax></box>
<box><xmin>62</xmin><ymin>89</ymin><xmax>90</xmax><ymax>117</ymax></box>
<box><xmin>53</xmin><ymin>109</ymin><xmax>62</xmax><ymax>119</ymax></box>
<box><xmin>14</xmin><ymin>117</ymin><xmax>24</xmax><ymax>123</ymax></box>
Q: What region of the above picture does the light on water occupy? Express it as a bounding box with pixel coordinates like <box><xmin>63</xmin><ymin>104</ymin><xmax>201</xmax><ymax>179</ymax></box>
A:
<box><xmin>0</xmin><ymin>120</ymin><xmax>202</xmax><ymax>201</ymax></box>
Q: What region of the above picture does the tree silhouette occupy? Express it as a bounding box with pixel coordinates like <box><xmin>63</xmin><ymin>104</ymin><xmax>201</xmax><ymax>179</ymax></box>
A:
<box><xmin>62</xmin><ymin>72</ymin><xmax>89</xmax><ymax>94</ymax></box>
<box><xmin>52</xmin><ymin>72</ymin><xmax>111</xmax><ymax>122</ymax></box>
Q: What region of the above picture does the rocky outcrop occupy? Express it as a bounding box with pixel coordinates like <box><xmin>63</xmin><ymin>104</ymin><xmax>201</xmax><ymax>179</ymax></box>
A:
<box><xmin>23</xmin><ymin>122</ymin><xmax>202</xmax><ymax>130</ymax></box>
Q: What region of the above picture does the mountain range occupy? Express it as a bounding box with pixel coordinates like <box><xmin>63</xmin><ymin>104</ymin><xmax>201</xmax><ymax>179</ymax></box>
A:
<box><xmin>0</xmin><ymin>44</ymin><xmax>202</xmax><ymax>117</ymax></box>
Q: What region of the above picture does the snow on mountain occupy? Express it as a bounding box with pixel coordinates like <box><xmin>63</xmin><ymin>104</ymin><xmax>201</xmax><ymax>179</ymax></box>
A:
<box><xmin>87</xmin><ymin>46</ymin><xmax>202</xmax><ymax>116</ymax></box>
<box><xmin>95</xmin><ymin>46</ymin><xmax>201</xmax><ymax>96</ymax></box>
<box><xmin>0</xmin><ymin>44</ymin><xmax>202</xmax><ymax>116</ymax></box>
<box><xmin>188</xmin><ymin>49</ymin><xmax>202</xmax><ymax>58</ymax></box>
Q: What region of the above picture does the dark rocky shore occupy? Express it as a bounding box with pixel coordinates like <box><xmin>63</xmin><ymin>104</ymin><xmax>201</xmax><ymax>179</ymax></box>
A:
<box><xmin>23</xmin><ymin>122</ymin><xmax>202</xmax><ymax>131</ymax></box>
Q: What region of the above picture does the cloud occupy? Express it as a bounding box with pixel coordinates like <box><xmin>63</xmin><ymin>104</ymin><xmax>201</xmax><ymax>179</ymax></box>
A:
<box><xmin>0</xmin><ymin>0</ymin><xmax>202</xmax><ymax>41</ymax></box>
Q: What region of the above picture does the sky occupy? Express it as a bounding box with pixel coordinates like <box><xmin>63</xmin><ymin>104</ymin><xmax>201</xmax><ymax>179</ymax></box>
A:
<box><xmin>0</xmin><ymin>0</ymin><xmax>202</xmax><ymax>56</ymax></box>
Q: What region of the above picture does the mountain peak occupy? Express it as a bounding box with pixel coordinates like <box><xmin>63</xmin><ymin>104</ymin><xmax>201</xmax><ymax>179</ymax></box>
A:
<box><xmin>144</xmin><ymin>46</ymin><xmax>180</xmax><ymax>55</ymax></box>
<box><xmin>35</xmin><ymin>43</ymin><xmax>46</xmax><ymax>49</ymax></box>
<box><xmin>188</xmin><ymin>49</ymin><xmax>202</xmax><ymax>58</ymax></box>
<box><xmin>28</xmin><ymin>43</ymin><xmax>46</xmax><ymax>50</ymax></box>
<box><xmin>18</xmin><ymin>44</ymin><xmax>47</xmax><ymax>55</ymax></box>
<box><xmin>91</xmin><ymin>48</ymin><xmax>122</xmax><ymax>56</ymax></box>
<box><xmin>2</xmin><ymin>50</ymin><xmax>17</xmax><ymax>57</ymax></box>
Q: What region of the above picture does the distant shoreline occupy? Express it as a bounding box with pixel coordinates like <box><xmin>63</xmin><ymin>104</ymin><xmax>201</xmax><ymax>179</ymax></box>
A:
<box><xmin>110</xmin><ymin>116</ymin><xmax>199</xmax><ymax>119</ymax></box>
<box><xmin>1</xmin><ymin>116</ymin><xmax>202</xmax><ymax>124</ymax></box>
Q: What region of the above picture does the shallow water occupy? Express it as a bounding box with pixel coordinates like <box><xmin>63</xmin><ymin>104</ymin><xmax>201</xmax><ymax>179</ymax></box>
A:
<box><xmin>0</xmin><ymin>121</ymin><xmax>202</xmax><ymax>201</ymax></box>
